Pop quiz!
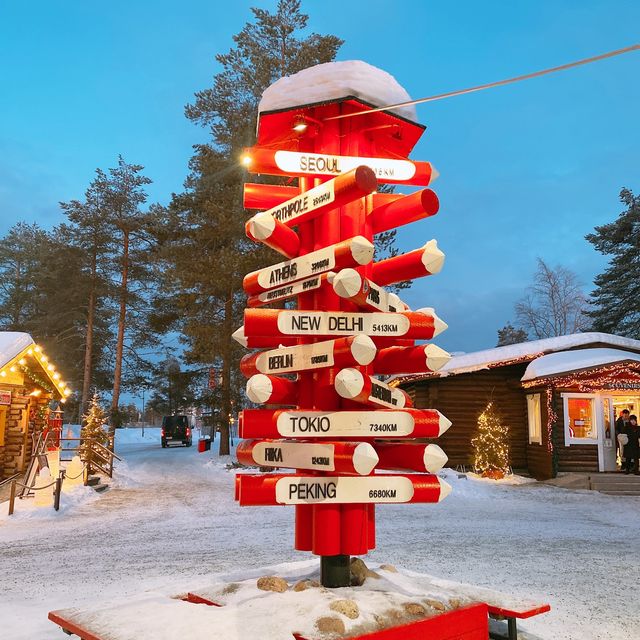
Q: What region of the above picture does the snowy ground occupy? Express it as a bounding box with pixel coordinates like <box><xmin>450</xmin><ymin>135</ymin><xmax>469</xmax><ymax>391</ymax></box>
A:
<box><xmin>1</xmin><ymin>428</ymin><xmax>639</xmax><ymax>640</ymax></box>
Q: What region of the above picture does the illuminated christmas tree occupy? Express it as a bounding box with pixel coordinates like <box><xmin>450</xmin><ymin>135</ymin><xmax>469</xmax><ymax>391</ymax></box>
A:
<box><xmin>472</xmin><ymin>401</ymin><xmax>510</xmax><ymax>479</ymax></box>
<box><xmin>79</xmin><ymin>391</ymin><xmax>109</xmax><ymax>458</ymax></box>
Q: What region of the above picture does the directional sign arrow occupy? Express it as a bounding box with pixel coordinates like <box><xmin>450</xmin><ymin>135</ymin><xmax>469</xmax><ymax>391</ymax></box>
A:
<box><xmin>371</xmin><ymin>239</ymin><xmax>445</xmax><ymax>287</ymax></box>
<box><xmin>233</xmin><ymin>325</ymin><xmax>414</xmax><ymax>350</ymax></box>
<box><xmin>369</xmin><ymin>188</ymin><xmax>440</xmax><ymax>234</ymax></box>
<box><xmin>374</xmin><ymin>344</ymin><xmax>452</xmax><ymax>374</ymax></box>
<box><xmin>243</xmin><ymin>308</ymin><xmax>447</xmax><ymax>340</ymax></box>
<box><xmin>242</xmin><ymin>147</ymin><xmax>438</xmax><ymax>187</ymax></box>
<box><xmin>246</xmin><ymin>374</ymin><xmax>298</xmax><ymax>405</ymax></box>
<box><xmin>245</xmin><ymin>165</ymin><xmax>377</xmax><ymax>229</ymax></box>
<box><xmin>374</xmin><ymin>443</ymin><xmax>448</xmax><ymax>473</ymax></box>
<box><xmin>236</xmin><ymin>440</ymin><xmax>379</xmax><ymax>475</ymax></box>
<box><xmin>244</xmin><ymin>183</ymin><xmax>400</xmax><ymax>213</ymax></box>
<box><xmin>239</xmin><ymin>335</ymin><xmax>377</xmax><ymax>377</ymax></box>
<box><xmin>243</xmin><ymin>236</ymin><xmax>374</xmax><ymax>296</ymax></box>
<box><xmin>239</xmin><ymin>408</ymin><xmax>451</xmax><ymax>439</ymax></box>
<box><xmin>246</xmin><ymin>272</ymin><xmax>333</xmax><ymax>309</ymax></box>
<box><xmin>235</xmin><ymin>473</ymin><xmax>452</xmax><ymax>506</ymax></box>
<box><xmin>246</xmin><ymin>213</ymin><xmax>301</xmax><ymax>258</ymax></box>
<box><xmin>335</xmin><ymin>368</ymin><xmax>412</xmax><ymax>409</ymax></box>
<box><xmin>332</xmin><ymin>268</ymin><xmax>410</xmax><ymax>313</ymax></box>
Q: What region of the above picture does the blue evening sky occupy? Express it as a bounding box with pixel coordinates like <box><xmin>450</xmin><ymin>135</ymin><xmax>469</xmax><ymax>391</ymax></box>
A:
<box><xmin>1</xmin><ymin>0</ymin><xmax>638</xmax><ymax>354</ymax></box>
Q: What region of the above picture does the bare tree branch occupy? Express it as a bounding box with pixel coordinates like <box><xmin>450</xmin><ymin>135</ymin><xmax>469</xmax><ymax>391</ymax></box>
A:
<box><xmin>515</xmin><ymin>258</ymin><xmax>590</xmax><ymax>339</ymax></box>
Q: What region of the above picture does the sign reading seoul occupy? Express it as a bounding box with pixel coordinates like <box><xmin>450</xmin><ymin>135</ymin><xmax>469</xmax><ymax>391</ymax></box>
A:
<box><xmin>233</xmin><ymin>71</ymin><xmax>453</xmax><ymax>588</ymax></box>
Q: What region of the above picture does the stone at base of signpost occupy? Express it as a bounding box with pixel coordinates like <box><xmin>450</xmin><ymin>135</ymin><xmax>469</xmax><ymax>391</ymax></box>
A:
<box><xmin>320</xmin><ymin>554</ymin><xmax>351</xmax><ymax>588</ymax></box>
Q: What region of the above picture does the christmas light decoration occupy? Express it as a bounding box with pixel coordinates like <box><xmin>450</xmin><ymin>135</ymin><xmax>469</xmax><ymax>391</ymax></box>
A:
<box><xmin>471</xmin><ymin>401</ymin><xmax>510</xmax><ymax>478</ymax></box>
<box><xmin>79</xmin><ymin>392</ymin><xmax>109</xmax><ymax>459</ymax></box>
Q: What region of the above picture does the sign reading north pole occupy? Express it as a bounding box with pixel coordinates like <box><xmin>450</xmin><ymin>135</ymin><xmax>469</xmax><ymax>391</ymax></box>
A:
<box><xmin>235</xmin><ymin>60</ymin><xmax>453</xmax><ymax>588</ymax></box>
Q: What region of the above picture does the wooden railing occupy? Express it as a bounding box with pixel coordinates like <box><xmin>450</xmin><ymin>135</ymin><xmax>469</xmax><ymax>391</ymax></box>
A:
<box><xmin>59</xmin><ymin>437</ymin><xmax>121</xmax><ymax>481</ymax></box>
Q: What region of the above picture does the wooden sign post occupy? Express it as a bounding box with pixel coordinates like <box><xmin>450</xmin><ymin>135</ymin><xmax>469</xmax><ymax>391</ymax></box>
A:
<box><xmin>235</xmin><ymin>84</ymin><xmax>452</xmax><ymax>588</ymax></box>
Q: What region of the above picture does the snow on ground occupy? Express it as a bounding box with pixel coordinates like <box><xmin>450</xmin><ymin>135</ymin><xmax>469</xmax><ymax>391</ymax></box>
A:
<box><xmin>1</xmin><ymin>427</ymin><xmax>639</xmax><ymax>639</ymax></box>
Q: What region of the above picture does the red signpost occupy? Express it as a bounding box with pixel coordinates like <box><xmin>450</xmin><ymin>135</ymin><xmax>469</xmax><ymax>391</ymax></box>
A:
<box><xmin>235</xmin><ymin>89</ymin><xmax>453</xmax><ymax>589</ymax></box>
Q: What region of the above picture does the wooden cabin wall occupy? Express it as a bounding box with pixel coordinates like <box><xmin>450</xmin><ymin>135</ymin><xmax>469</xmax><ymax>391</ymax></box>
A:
<box><xmin>403</xmin><ymin>364</ymin><xmax>530</xmax><ymax>471</ymax></box>
<box><xmin>0</xmin><ymin>387</ymin><xmax>51</xmax><ymax>481</ymax></box>
<box><xmin>524</xmin><ymin>387</ymin><xmax>554</xmax><ymax>480</ymax></box>
<box><xmin>0</xmin><ymin>391</ymin><xmax>30</xmax><ymax>480</ymax></box>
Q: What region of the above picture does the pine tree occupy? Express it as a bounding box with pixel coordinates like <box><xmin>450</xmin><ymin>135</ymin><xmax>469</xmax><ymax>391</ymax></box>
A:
<box><xmin>0</xmin><ymin>222</ymin><xmax>49</xmax><ymax>328</ymax></box>
<box><xmin>101</xmin><ymin>157</ymin><xmax>153</xmax><ymax>421</ymax></box>
<box><xmin>153</xmin><ymin>1</ymin><xmax>343</xmax><ymax>455</ymax></box>
<box><xmin>79</xmin><ymin>392</ymin><xmax>109</xmax><ymax>458</ymax></box>
<box><xmin>61</xmin><ymin>173</ymin><xmax>115</xmax><ymax>419</ymax></box>
<box><xmin>586</xmin><ymin>188</ymin><xmax>640</xmax><ymax>337</ymax></box>
<box><xmin>471</xmin><ymin>402</ymin><xmax>510</xmax><ymax>478</ymax></box>
<box><xmin>496</xmin><ymin>323</ymin><xmax>528</xmax><ymax>346</ymax></box>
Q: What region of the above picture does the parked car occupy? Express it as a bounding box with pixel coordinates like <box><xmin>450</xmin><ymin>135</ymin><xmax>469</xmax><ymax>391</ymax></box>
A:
<box><xmin>161</xmin><ymin>415</ymin><xmax>192</xmax><ymax>448</ymax></box>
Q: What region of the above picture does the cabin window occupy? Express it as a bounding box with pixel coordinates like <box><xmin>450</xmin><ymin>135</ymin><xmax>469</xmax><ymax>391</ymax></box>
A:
<box><xmin>0</xmin><ymin>406</ymin><xmax>7</xmax><ymax>447</ymax></box>
<box><xmin>526</xmin><ymin>394</ymin><xmax>542</xmax><ymax>444</ymax></box>
<box><xmin>563</xmin><ymin>395</ymin><xmax>597</xmax><ymax>444</ymax></box>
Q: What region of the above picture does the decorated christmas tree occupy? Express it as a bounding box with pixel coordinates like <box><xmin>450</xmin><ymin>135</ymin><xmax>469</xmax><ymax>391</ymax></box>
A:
<box><xmin>79</xmin><ymin>392</ymin><xmax>109</xmax><ymax>458</ymax></box>
<box><xmin>472</xmin><ymin>401</ymin><xmax>510</xmax><ymax>479</ymax></box>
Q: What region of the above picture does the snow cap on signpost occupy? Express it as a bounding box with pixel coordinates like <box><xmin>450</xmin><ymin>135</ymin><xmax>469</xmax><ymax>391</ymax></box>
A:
<box><xmin>258</xmin><ymin>60</ymin><xmax>419</xmax><ymax>123</ymax></box>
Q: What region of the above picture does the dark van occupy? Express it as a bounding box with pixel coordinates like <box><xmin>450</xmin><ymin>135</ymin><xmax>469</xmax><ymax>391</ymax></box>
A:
<box><xmin>161</xmin><ymin>415</ymin><xmax>192</xmax><ymax>448</ymax></box>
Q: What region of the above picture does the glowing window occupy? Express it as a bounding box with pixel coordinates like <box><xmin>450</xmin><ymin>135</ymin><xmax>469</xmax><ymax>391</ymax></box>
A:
<box><xmin>565</xmin><ymin>396</ymin><xmax>597</xmax><ymax>442</ymax></box>
<box><xmin>527</xmin><ymin>394</ymin><xmax>542</xmax><ymax>444</ymax></box>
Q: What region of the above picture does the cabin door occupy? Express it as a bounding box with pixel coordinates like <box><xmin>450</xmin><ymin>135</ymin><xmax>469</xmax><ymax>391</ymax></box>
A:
<box><xmin>599</xmin><ymin>396</ymin><xmax>617</xmax><ymax>472</ymax></box>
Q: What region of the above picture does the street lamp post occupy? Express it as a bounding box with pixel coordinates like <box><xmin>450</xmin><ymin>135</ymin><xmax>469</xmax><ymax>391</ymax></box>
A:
<box><xmin>142</xmin><ymin>387</ymin><xmax>146</xmax><ymax>438</ymax></box>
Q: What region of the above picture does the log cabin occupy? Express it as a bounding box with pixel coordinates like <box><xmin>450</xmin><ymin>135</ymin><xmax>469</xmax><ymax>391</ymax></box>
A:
<box><xmin>0</xmin><ymin>332</ymin><xmax>70</xmax><ymax>481</ymax></box>
<box><xmin>391</xmin><ymin>332</ymin><xmax>640</xmax><ymax>480</ymax></box>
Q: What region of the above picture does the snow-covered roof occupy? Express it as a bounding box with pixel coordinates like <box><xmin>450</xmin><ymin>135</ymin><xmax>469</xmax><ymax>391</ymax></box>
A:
<box><xmin>521</xmin><ymin>348</ymin><xmax>640</xmax><ymax>381</ymax></box>
<box><xmin>0</xmin><ymin>331</ymin><xmax>69</xmax><ymax>397</ymax></box>
<box><xmin>394</xmin><ymin>333</ymin><xmax>640</xmax><ymax>384</ymax></box>
<box><xmin>258</xmin><ymin>60</ymin><xmax>418</xmax><ymax>122</ymax></box>
<box><xmin>0</xmin><ymin>332</ymin><xmax>35</xmax><ymax>369</ymax></box>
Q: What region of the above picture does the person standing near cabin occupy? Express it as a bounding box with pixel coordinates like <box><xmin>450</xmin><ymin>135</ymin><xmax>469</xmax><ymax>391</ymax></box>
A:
<box><xmin>615</xmin><ymin>409</ymin><xmax>630</xmax><ymax>466</ymax></box>
<box><xmin>622</xmin><ymin>415</ymin><xmax>640</xmax><ymax>475</ymax></box>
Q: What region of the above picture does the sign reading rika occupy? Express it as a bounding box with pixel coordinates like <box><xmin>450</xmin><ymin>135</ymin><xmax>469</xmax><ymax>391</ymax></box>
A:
<box><xmin>253</xmin><ymin>441</ymin><xmax>336</xmax><ymax>471</ymax></box>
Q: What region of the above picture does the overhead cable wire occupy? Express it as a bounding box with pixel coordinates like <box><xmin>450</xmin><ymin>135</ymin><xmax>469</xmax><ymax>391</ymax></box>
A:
<box><xmin>324</xmin><ymin>43</ymin><xmax>640</xmax><ymax>121</ymax></box>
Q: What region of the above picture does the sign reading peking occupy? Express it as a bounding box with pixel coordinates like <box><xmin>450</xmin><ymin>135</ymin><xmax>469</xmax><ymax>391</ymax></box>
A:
<box><xmin>236</xmin><ymin>473</ymin><xmax>450</xmax><ymax>506</ymax></box>
<box><xmin>234</xmin><ymin>62</ymin><xmax>454</xmax><ymax>588</ymax></box>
